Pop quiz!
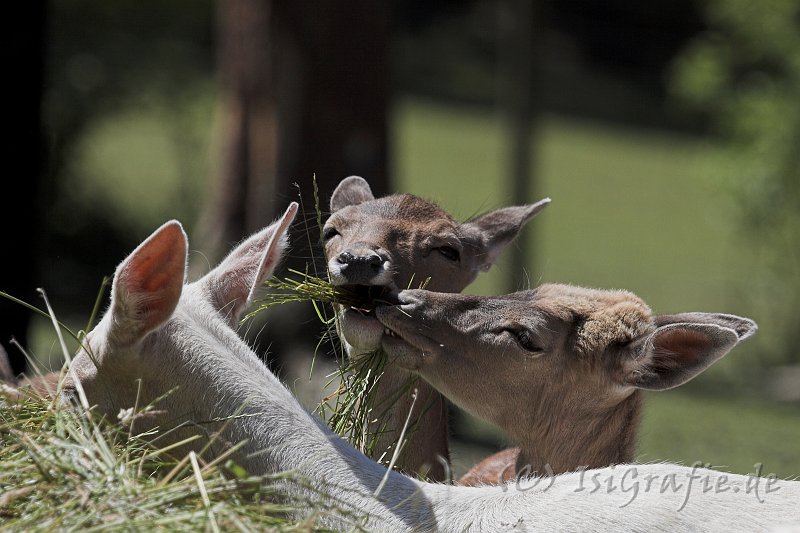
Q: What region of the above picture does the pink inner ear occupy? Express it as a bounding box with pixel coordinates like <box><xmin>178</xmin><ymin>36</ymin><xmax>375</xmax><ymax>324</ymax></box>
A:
<box><xmin>133</xmin><ymin>260</ymin><xmax>182</xmax><ymax>295</ymax></box>
<box><xmin>629</xmin><ymin>323</ymin><xmax>738</xmax><ymax>391</ymax></box>
<box><xmin>125</xmin><ymin>224</ymin><xmax>186</xmax><ymax>293</ymax></box>
<box><xmin>113</xmin><ymin>222</ymin><xmax>187</xmax><ymax>341</ymax></box>
<box><xmin>652</xmin><ymin>328</ymin><xmax>713</xmax><ymax>369</ymax></box>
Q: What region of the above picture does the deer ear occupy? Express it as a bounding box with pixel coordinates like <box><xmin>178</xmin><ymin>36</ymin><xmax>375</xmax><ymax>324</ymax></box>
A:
<box><xmin>623</xmin><ymin>315</ymin><xmax>755</xmax><ymax>391</ymax></box>
<box><xmin>460</xmin><ymin>198</ymin><xmax>550</xmax><ymax>270</ymax></box>
<box><xmin>330</xmin><ymin>176</ymin><xmax>374</xmax><ymax>212</ymax></box>
<box><xmin>654</xmin><ymin>312</ymin><xmax>757</xmax><ymax>341</ymax></box>
<box><xmin>109</xmin><ymin>220</ymin><xmax>187</xmax><ymax>345</ymax></box>
<box><xmin>201</xmin><ymin>202</ymin><xmax>297</xmax><ymax>323</ymax></box>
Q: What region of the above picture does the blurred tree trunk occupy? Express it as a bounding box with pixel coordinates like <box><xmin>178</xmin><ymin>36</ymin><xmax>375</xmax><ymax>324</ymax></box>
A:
<box><xmin>197</xmin><ymin>1</ymin><xmax>390</xmax><ymax>362</ymax></box>
<box><xmin>0</xmin><ymin>3</ymin><xmax>45</xmax><ymax>375</ymax></box>
<box><xmin>198</xmin><ymin>0</ymin><xmax>390</xmax><ymax>268</ymax></box>
<box><xmin>497</xmin><ymin>0</ymin><xmax>543</xmax><ymax>293</ymax></box>
<box><xmin>275</xmin><ymin>2</ymin><xmax>390</xmax><ymax>218</ymax></box>
<box><xmin>197</xmin><ymin>0</ymin><xmax>276</xmax><ymax>262</ymax></box>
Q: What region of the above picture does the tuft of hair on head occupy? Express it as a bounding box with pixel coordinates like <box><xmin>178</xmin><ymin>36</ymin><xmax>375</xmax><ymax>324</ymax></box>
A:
<box><xmin>575</xmin><ymin>299</ymin><xmax>655</xmax><ymax>358</ymax></box>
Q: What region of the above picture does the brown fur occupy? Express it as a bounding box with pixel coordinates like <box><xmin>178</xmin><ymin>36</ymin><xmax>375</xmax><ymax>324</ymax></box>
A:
<box><xmin>373</xmin><ymin>283</ymin><xmax>753</xmax><ymax>487</ymax></box>
<box><xmin>325</xmin><ymin>192</ymin><xmax>469</xmax><ymax>480</ymax></box>
<box><xmin>457</xmin><ymin>447</ymin><xmax>521</xmax><ymax>487</ymax></box>
<box><xmin>486</xmin><ymin>287</ymin><xmax>651</xmax><ymax>479</ymax></box>
<box><xmin>326</xmin><ymin>177</ymin><xmax>548</xmax><ymax>481</ymax></box>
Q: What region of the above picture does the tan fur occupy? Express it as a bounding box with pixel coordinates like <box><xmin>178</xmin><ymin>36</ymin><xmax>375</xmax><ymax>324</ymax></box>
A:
<box><xmin>494</xmin><ymin>286</ymin><xmax>651</xmax><ymax>478</ymax></box>
<box><xmin>325</xmin><ymin>176</ymin><xmax>548</xmax><ymax>481</ymax></box>
<box><xmin>373</xmin><ymin>284</ymin><xmax>754</xmax><ymax>486</ymax></box>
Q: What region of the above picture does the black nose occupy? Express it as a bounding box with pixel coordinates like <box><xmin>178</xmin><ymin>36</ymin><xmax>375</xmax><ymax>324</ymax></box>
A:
<box><xmin>337</xmin><ymin>251</ymin><xmax>383</xmax><ymax>268</ymax></box>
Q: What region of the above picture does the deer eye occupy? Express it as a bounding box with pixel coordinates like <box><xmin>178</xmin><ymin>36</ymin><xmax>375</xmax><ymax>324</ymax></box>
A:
<box><xmin>507</xmin><ymin>329</ymin><xmax>544</xmax><ymax>354</ymax></box>
<box><xmin>436</xmin><ymin>246</ymin><xmax>460</xmax><ymax>262</ymax></box>
<box><xmin>322</xmin><ymin>226</ymin><xmax>339</xmax><ymax>242</ymax></box>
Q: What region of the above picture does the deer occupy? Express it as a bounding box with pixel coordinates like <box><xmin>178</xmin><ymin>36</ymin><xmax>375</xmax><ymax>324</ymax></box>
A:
<box><xmin>38</xmin><ymin>203</ymin><xmax>799</xmax><ymax>531</ymax></box>
<box><xmin>374</xmin><ymin>285</ymin><xmax>758</xmax><ymax>486</ymax></box>
<box><xmin>323</xmin><ymin>175</ymin><xmax>550</xmax><ymax>481</ymax></box>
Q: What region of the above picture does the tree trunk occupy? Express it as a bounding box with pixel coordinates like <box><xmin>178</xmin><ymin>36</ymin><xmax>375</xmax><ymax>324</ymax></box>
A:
<box><xmin>198</xmin><ymin>0</ymin><xmax>390</xmax><ymax>268</ymax></box>
<box><xmin>196</xmin><ymin>0</ymin><xmax>276</xmax><ymax>264</ymax></box>
<box><xmin>497</xmin><ymin>0</ymin><xmax>543</xmax><ymax>293</ymax></box>
<box><xmin>197</xmin><ymin>1</ymin><xmax>390</xmax><ymax>366</ymax></box>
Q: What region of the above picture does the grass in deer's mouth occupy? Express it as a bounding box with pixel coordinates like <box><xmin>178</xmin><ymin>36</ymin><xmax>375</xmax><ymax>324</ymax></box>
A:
<box><xmin>339</xmin><ymin>285</ymin><xmax>399</xmax><ymax>314</ymax></box>
<box><xmin>245</xmin><ymin>269</ymin><xmax>397</xmax><ymax>320</ymax></box>
<box><xmin>244</xmin><ymin>180</ymin><xmax>423</xmax><ymax>464</ymax></box>
<box><xmin>247</xmin><ymin>270</ymin><xmax>412</xmax><ymax>460</ymax></box>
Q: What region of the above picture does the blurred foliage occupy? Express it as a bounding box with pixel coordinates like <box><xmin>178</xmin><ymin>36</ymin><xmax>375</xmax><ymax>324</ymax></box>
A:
<box><xmin>69</xmin><ymin>87</ymin><xmax>214</xmax><ymax>232</ymax></box>
<box><xmin>40</xmin><ymin>0</ymin><xmax>215</xmax><ymax>308</ymax></box>
<box><xmin>670</xmin><ymin>0</ymin><xmax>800</xmax><ymax>365</ymax></box>
<box><xmin>39</xmin><ymin>0</ymin><xmax>705</xmax><ymax>309</ymax></box>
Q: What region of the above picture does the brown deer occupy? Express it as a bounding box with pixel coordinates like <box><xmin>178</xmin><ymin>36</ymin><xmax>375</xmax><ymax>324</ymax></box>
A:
<box><xmin>374</xmin><ymin>284</ymin><xmax>757</xmax><ymax>485</ymax></box>
<box><xmin>323</xmin><ymin>176</ymin><xmax>549</xmax><ymax>480</ymax></box>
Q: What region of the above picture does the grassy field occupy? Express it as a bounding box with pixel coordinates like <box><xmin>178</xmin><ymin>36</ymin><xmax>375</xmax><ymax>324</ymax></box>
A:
<box><xmin>394</xmin><ymin>98</ymin><xmax>741</xmax><ymax>311</ymax></box>
<box><xmin>639</xmin><ymin>393</ymin><xmax>800</xmax><ymax>478</ymax></box>
<box><xmin>450</xmin><ymin>391</ymin><xmax>800</xmax><ymax>479</ymax></box>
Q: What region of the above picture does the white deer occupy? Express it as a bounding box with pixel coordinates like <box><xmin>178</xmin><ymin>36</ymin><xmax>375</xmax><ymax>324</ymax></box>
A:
<box><xmin>373</xmin><ymin>285</ymin><xmax>757</xmax><ymax>485</ymax></box>
<box><xmin>324</xmin><ymin>176</ymin><xmax>550</xmax><ymax>480</ymax></box>
<box><xmin>56</xmin><ymin>204</ymin><xmax>798</xmax><ymax>532</ymax></box>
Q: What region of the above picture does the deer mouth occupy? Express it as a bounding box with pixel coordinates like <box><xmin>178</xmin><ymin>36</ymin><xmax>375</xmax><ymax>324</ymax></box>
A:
<box><xmin>374</xmin><ymin>300</ymin><xmax>442</xmax><ymax>369</ymax></box>
<box><xmin>340</xmin><ymin>284</ymin><xmax>399</xmax><ymax>315</ymax></box>
<box><xmin>334</xmin><ymin>285</ymin><xmax>401</xmax><ymax>351</ymax></box>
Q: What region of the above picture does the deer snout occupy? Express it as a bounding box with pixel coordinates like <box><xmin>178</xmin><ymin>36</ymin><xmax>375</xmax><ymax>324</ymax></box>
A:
<box><xmin>395</xmin><ymin>289</ymin><xmax>432</xmax><ymax>313</ymax></box>
<box><xmin>330</xmin><ymin>246</ymin><xmax>391</xmax><ymax>285</ymax></box>
<box><xmin>397</xmin><ymin>289</ymin><xmax>423</xmax><ymax>305</ymax></box>
<box><xmin>336</xmin><ymin>251</ymin><xmax>383</xmax><ymax>268</ymax></box>
<box><xmin>396</xmin><ymin>289</ymin><xmax>469</xmax><ymax>321</ymax></box>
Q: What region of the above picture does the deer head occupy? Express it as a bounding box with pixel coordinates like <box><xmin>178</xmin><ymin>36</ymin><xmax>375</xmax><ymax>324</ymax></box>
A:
<box><xmin>324</xmin><ymin>175</ymin><xmax>550</xmax><ymax>357</ymax></box>
<box><xmin>322</xmin><ymin>175</ymin><xmax>549</xmax><ymax>480</ymax></box>
<box><xmin>375</xmin><ymin>284</ymin><xmax>756</xmax><ymax>475</ymax></box>
<box><xmin>67</xmin><ymin>204</ymin><xmax>298</xmax><ymax>440</ymax></box>
<box><xmin>5</xmin><ymin>203</ymin><xmax>796</xmax><ymax>531</ymax></box>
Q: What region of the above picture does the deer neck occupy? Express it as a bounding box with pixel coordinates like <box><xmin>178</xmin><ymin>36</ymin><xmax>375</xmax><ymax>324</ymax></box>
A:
<box><xmin>370</xmin><ymin>366</ymin><xmax>450</xmax><ymax>481</ymax></box>
<box><xmin>162</xmin><ymin>315</ymin><xmax>435</xmax><ymax>529</ymax></box>
<box><xmin>515</xmin><ymin>390</ymin><xmax>643</xmax><ymax>475</ymax></box>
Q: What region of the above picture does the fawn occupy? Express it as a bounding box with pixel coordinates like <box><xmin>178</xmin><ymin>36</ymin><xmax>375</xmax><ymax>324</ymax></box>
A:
<box><xmin>374</xmin><ymin>286</ymin><xmax>757</xmax><ymax>485</ymax></box>
<box><xmin>323</xmin><ymin>175</ymin><xmax>549</xmax><ymax>480</ymax></box>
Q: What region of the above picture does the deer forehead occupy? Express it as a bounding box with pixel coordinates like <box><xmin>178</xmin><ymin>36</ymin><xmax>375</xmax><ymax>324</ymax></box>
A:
<box><xmin>533</xmin><ymin>284</ymin><xmax>655</xmax><ymax>357</ymax></box>
<box><xmin>330</xmin><ymin>194</ymin><xmax>459</xmax><ymax>237</ymax></box>
<box><xmin>365</xmin><ymin>193</ymin><xmax>454</xmax><ymax>221</ymax></box>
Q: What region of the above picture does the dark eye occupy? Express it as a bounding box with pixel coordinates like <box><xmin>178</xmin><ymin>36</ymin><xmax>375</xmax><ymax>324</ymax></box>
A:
<box><xmin>322</xmin><ymin>226</ymin><xmax>339</xmax><ymax>242</ymax></box>
<box><xmin>436</xmin><ymin>246</ymin><xmax>460</xmax><ymax>262</ymax></box>
<box><xmin>508</xmin><ymin>329</ymin><xmax>544</xmax><ymax>353</ymax></box>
